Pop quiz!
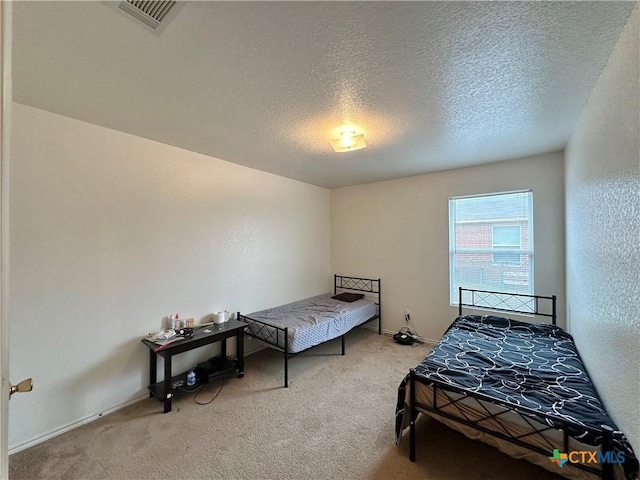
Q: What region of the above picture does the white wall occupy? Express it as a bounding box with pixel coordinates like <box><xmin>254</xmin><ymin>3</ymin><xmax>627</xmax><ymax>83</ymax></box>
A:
<box><xmin>331</xmin><ymin>152</ymin><xmax>565</xmax><ymax>341</ymax></box>
<box><xmin>565</xmin><ymin>5</ymin><xmax>639</xmax><ymax>452</ymax></box>
<box><xmin>8</xmin><ymin>103</ymin><xmax>331</xmax><ymax>450</ymax></box>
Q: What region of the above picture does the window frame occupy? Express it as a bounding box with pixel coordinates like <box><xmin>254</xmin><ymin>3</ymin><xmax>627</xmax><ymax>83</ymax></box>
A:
<box><xmin>449</xmin><ymin>189</ymin><xmax>533</xmax><ymax>307</ymax></box>
<box><xmin>492</xmin><ymin>224</ymin><xmax>523</xmax><ymax>266</ymax></box>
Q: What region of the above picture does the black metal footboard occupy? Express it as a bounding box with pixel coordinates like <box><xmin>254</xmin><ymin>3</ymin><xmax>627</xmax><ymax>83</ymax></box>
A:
<box><xmin>236</xmin><ymin>314</ymin><xmax>293</xmax><ymax>388</ymax></box>
<box><xmin>408</xmin><ymin>370</ymin><xmax>623</xmax><ymax>480</ymax></box>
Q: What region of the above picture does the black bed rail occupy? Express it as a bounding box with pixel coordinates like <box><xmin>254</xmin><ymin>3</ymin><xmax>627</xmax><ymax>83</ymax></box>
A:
<box><xmin>458</xmin><ymin>287</ymin><xmax>557</xmax><ymax>325</ymax></box>
<box><xmin>237</xmin><ymin>315</ymin><xmax>288</xmax><ymax>351</ymax></box>
<box><xmin>408</xmin><ymin>369</ymin><xmax>621</xmax><ymax>480</ymax></box>
<box><xmin>241</xmin><ymin>275</ymin><xmax>382</xmax><ymax>388</ymax></box>
<box><xmin>237</xmin><ymin>313</ymin><xmax>293</xmax><ymax>388</ymax></box>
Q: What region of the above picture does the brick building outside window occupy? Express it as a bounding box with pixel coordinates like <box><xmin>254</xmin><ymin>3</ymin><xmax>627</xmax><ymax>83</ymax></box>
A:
<box><xmin>449</xmin><ymin>191</ymin><xmax>533</xmax><ymax>305</ymax></box>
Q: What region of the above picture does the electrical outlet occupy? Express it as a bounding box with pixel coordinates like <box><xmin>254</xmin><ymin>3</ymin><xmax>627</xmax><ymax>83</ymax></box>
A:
<box><xmin>405</xmin><ymin>310</ymin><xmax>411</xmax><ymax>323</ymax></box>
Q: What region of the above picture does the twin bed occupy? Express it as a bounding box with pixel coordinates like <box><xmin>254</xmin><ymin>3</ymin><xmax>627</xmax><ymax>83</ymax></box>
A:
<box><xmin>238</xmin><ymin>275</ymin><xmax>381</xmax><ymax>387</ymax></box>
<box><xmin>395</xmin><ymin>288</ymin><xmax>638</xmax><ymax>480</ymax></box>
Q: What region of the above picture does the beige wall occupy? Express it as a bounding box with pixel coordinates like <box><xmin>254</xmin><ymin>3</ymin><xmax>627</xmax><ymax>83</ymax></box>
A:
<box><xmin>565</xmin><ymin>5</ymin><xmax>639</xmax><ymax>452</ymax></box>
<box><xmin>331</xmin><ymin>152</ymin><xmax>565</xmax><ymax>342</ymax></box>
<box><xmin>8</xmin><ymin>103</ymin><xmax>331</xmax><ymax>450</ymax></box>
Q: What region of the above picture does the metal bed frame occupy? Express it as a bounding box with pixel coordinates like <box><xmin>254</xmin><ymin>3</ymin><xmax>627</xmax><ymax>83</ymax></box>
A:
<box><xmin>406</xmin><ymin>288</ymin><xmax>624</xmax><ymax>480</ymax></box>
<box><xmin>239</xmin><ymin>275</ymin><xmax>381</xmax><ymax>388</ymax></box>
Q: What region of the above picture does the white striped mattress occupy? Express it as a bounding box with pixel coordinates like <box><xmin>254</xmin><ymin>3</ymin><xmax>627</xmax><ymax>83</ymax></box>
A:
<box><xmin>245</xmin><ymin>294</ymin><xmax>377</xmax><ymax>353</ymax></box>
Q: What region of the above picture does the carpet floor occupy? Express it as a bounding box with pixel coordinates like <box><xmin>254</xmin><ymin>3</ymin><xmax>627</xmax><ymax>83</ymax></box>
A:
<box><xmin>9</xmin><ymin>328</ymin><xmax>562</xmax><ymax>479</ymax></box>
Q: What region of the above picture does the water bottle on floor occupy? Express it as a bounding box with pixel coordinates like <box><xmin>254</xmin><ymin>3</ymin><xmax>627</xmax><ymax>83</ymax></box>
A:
<box><xmin>186</xmin><ymin>369</ymin><xmax>196</xmax><ymax>387</ymax></box>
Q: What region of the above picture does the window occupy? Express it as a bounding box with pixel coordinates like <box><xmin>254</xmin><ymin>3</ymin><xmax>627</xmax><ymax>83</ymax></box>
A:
<box><xmin>449</xmin><ymin>190</ymin><xmax>533</xmax><ymax>305</ymax></box>
<box><xmin>492</xmin><ymin>225</ymin><xmax>521</xmax><ymax>265</ymax></box>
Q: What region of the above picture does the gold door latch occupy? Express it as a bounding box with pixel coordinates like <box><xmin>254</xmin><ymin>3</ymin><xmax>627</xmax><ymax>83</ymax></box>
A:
<box><xmin>9</xmin><ymin>378</ymin><xmax>33</xmax><ymax>398</ymax></box>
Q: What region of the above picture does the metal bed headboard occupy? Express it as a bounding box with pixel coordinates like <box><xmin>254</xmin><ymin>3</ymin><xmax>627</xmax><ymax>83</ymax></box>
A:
<box><xmin>334</xmin><ymin>274</ymin><xmax>380</xmax><ymax>294</ymax></box>
<box><xmin>458</xmin><ymin>287</ymin><xmax>557</xmax><ymax>325</ymax></box>
<box><xmin>334</xmin><ymin>275</ymin><xmax>381</xmax><ymax>333</ymax></box>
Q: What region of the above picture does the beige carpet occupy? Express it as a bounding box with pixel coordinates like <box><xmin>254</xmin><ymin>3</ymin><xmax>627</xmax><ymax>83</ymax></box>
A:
<box><xmin>9</xmin><ymin>328</ymin><xmax>562</xmax><ymax>479</ymax></box>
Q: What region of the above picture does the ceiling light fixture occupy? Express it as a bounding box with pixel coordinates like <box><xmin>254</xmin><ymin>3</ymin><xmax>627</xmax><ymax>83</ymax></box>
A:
<box><xmin>329</xmin><ymin>129</ymin><xmax>367</xmax><ymax>153</ymax></box>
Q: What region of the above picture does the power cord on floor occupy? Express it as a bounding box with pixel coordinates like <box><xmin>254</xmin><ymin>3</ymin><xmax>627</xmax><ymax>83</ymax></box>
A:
<box><xmin>172</xmin><ymin>377</ymin><xmax>225</xmax><ymax>405</ymax></box>
<box><xmin>402</xmin><ymin>313</ymin><xmax>426</xmax><ymax>344</ymax></box>
<box><xmin>194</xmin><ymin>378</ymin><xmax>225</xmax><ymax>405</ymax></box>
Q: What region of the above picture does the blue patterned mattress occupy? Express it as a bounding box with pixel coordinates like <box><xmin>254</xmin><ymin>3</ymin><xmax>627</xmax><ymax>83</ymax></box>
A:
<box><xmin>395</xmin><ymin>315</ymin><xmax>638</xmax><ymax>479</ymax></box>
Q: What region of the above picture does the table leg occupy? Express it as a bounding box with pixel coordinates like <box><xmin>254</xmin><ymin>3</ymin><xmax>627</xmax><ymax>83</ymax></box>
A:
<box><xmin>149</xmin><ymin>349</ymin><xmax>157</xmax><ymax>398</ymax></box>
<box><xmin>163</xmin><ymin>354</ymin><xmax>172</xmax><ymax>413</ymax></box>
<box><xmin>220</xmin><ymin>337</ymin><xmax>227</xmax><ymax>360</ymax></box>
<box><xmin>236</xmin><ymin>331</ymin><xmax>244</xmax><ymax>378</ymax></box>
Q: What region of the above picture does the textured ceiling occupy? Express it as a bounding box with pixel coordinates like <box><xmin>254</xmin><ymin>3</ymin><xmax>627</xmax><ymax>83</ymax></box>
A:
<box><xmin>12</xmin><ymin>1</ymin><xmax>636</xmax><ymax>189</ymax></box>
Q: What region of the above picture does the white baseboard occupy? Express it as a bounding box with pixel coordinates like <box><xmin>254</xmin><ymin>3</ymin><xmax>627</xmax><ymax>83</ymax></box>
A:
<box><xmin>360</xmin><ymin>324</ymin><xmax>396</xmax><ymax>336</ymax></box>
<box><xmin>9</xmin><ymin>344</ymin><xmax>265</xmax><ymax>455</ymax></box>
<box><xmin>10</xmin><ymin>328</ymin><xmax>435</xmax><ymax>455</ymax></box>
<box><xmin>8</xmin><ymin>393</ymin><xmax>149</xmax><ymax>455</ymax></box>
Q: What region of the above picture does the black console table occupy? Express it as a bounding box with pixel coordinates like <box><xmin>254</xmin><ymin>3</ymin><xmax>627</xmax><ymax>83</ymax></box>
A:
<box><xmin>141</xmin><ymin>319</ymin><xmax>248</xmax><ymax>413</ymax></box>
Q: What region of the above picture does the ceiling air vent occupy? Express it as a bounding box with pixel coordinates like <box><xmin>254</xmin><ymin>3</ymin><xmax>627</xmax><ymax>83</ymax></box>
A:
<box><xmin>119</xmin><ymin>0</ymin><xmax>177</xmax><ymax>30</ymax></box>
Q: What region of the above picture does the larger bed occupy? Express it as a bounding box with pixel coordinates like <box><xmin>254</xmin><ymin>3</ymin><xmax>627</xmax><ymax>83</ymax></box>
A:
<box><xmin>395</xmin><ymin>288</ymin><xmax>638</xmax><ymax>480</ymax></box>
<box><xmin>239</xmin><ymin>275</ymin><xmax>381</xmax><ymax>387</ymax></box>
